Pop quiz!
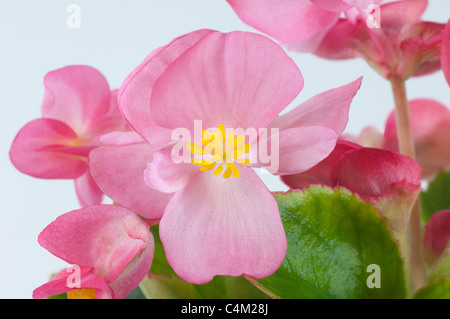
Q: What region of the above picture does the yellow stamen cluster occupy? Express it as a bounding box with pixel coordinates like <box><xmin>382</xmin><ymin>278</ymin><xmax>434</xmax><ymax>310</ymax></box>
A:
<box><xmin>187</xmin><ymin>124</ymin><xmax>251</xmax><ymax>178</ymax></box>
<box><xmin>67</xmin><ymin>288</ymin><xmax>97</xmax><ymax>299</ymax></box>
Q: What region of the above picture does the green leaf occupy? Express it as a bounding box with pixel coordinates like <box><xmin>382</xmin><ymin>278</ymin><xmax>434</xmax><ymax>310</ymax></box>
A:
<box><xmin>421</xmin><ymin>170</ymin><xmax>450</xmax><ymax>223</ymax></box>
<box><xmin>414</xmin><ymin>275</ymin><xmax>450</xmax><ymax>299</ymax></box>
<box><xmin>125</xmin><ymin>285</ymin><xmax>147</xmax><ymax>299</ymax></box>
<box><xmin>150</xmin><ymin>225</ymin><xmax>176</xmax><ymax>277</ymax></box>
<box><xmin>139</xmin><ymin>274</ymin><xmax>198</xmax><ymax>299</ymax></box>
<box><xmin>251</xmin><ymin>186</ymin><xmax>406</xmax><ymax>299</ymax></box>
<box><xmin>192</xmin><ymin>275</ymin><xmax>269</xmax><ymax>299</ymax></box>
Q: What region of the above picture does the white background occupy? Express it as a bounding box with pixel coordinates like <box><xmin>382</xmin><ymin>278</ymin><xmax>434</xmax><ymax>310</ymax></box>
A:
<box><xmin>0</xmin><ymin>1</ymin><xmax>449</xmax><ymax>298</ymax></box>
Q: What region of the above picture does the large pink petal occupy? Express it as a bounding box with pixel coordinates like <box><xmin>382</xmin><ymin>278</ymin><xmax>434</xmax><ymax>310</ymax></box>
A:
<box><xmin>268</xmin><ymin>77</ymin><xmax>362</xmax><ymax>136</ymax></box>
<box><xmin>9</xmin><ymin>118</ymin><xmax>88</xmax><ymax>179</ymax></box>
<box><xmin>441</xmin><ymin>20</ymin><xmax>450</xmax><ymax>86</ymax></box>
<box><xmin>90</xmin><ymin>143</ymin><xmax>173</xmax><ymax>219</ymax></box>
<box><xmin>160</xmin><ymin>166</ymin><xmax>286</xmax><ymax>284</ymax></box>
<box><xmin>227</xmin><ymin>0</ymin><xmax>339</xmax><ymax>51</ymax></box>
<box><xmin>151</xmin><ymin>31</ymin><xmax>303</xmax><ymax>134</ymax></box>
<box><xmin>38</xmin><ymin>205</ymin><xmax>151</xmax><ymax>283</ymax></box>
<box><xmin>281</xmin><ymin>139</ymin><xmax>361</xmax><ymax>189</ymax></box>
<box><xmin>118</xmin><ymin>29</ymin><xmax>215</xmax><ymax>148</ymax></box>
<box><xmin>41</xmin><ymin>65</ymin><xmax>111</xmax><ymax>135</ymax></box>
<box><xmin>74</xmin><ymin>171</ymin><xmax>104</xmax><ymax>207</ymax></box>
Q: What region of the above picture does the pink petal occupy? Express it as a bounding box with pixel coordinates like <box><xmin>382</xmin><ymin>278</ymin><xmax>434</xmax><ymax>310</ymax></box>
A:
<box><xmin>331</xmin><ymin>148</ymin><xmax>421</xmax><ymax>230</ymax></box>
<box><xmin>268</xmin><ymin>77</ymin><xmax>362</xmax><ymax>136</ymax></box>
<box><xmin>38</xmin><ymin>205</ymin><xmax>152</xmax><ymax>284</ymax></box>
<box><xmin>90</xmin><ymin>143</ymin><xmax>173</xmax><ymax>219</ymax></box>
<box><xmin>281</xmin><ymin>139</ymin><xmax>361</xmax><ymax>189</ymax></box>
<box><xmin>310</xmin><ymin>0</ymin><xmax>352</xmax><ymax>12</ymax></box>
<box><xmin>343</xmin><ymin>125</ymin><xmax>384</xmax><ymax>148</ymax></box>
<box><xmin>32</xmin><ymin>266</ymin><xmax>111</xmax><ymax>299</ymax></box>
<box><xmin>150</xmin><ymin>31</ymin><xmax>303</xmax><ymax>133</ymax></box>
<box><xmin>227</xmin><ymin>0</ymin><xmax>339</xmax><ymax>51</ymax></box>
<box><xmin>314</xmin><ymin>18</ymin><xmax>362</xmax><ymax>60</ymax></box>
<box><xmin>399</xmin><ymin>21</ymin><xmax>445</xmax><ymax>78</ymax></box>
<box><xmin>9</xmin><ymin>118</ymin><xmax>88</xmax><ymax>179</ymax></box>
<box><xmin>384</xmin><ymin>99</ymin><xmax>450</xmax><ymax>179</ymax></box>
<box><xmin>379</xmin><ymin>0</ymin><xmax>428</xmax><ymax>33</ymax></box>
<box><xmin>423</xmin><ymin>210</ymin><xmax>450</xmax><ymax>265</ymax></box>
<box><xmin>107</xmin><ymin>238</ymin><xmax>154</xmax><ymax>299</ymax></box>
<box><xmin>442</xmin><ymin>20</ymin><xmax>450</xmax><ymax>86</ymax></box>
<box><xmin>258</xmin><ymin>126</ymin><xmax>337</xmax><ymax>175</ymax></box>
<box><xmin>160</xmin><ymin>166</ymin><xmax>286</xmax><ymax>284</ymax></box>
<box><xmin>118</xmin><ymin>29</ymin><xmax>215</xmax><ymax>148</ymax></box>
<box><xmin>94</xmin><ymin>131</ymin><xmax>146</xmax><ymax>146</ymax></box>
<box><xmin>74</xmin><ymin>171</ymin><xmax>104</xmax><ymax>207</ymax></box>
<box><xmin>342</xmin><ymin>0</ymin><xmax>382</xmax><ymax>9</ymax></box>
<box><xmin>332</xmin><ymin>148</ymin><xmax>421</xmax><ymax>199</ymax></box>
<box><xmin>41</xmin><ymin>65</ymin><xmax>111</xmax><ymax>135</ymax></box>
<box><xmin>144</xmin><ymin>147</ymin><xmax>200</xmax><ymax>194</ymax></box>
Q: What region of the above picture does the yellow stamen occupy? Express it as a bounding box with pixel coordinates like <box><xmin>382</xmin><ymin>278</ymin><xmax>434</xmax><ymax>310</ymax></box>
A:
<box><xmin>67</xmin><ymin>288</ymin><xmax>97</xmax><ymax>299</ymax></box>
<box><xmin>187</xmin><ymin>124</ymin><xmax>251</xmax><ymax>179</ymax></box>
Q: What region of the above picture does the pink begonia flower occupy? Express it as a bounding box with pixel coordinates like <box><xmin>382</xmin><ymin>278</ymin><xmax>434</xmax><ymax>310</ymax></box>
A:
<box><xmin>9</xmin><ymin>65</ymin><xmax>131</xmax><ymax>207</ymax></box>
<box><xmin>383</xmin><ymin>99</ymin><xmax>450</xmax><ymax>180</ymax></box>
<box><xmin>227</xmin><ymin>0</ymin><xmax>381</xmax><ymax>52</ymax></box>
<box><xmin>442</xmin><ymin>20</ymin><xmax>450</xmax><ymax>86</ymax></box>
<box><xmin>331</xmin><ymin>148</ymin><xmax>421</xmax><ymax>232</ymax></box>
<box><xmin>89</xmin><ymin>131</ymin><xmax>173</xmax><ymax>220</ymax></box>
<box><xmin>316</xmin><ymin>0</ymin><xmax>445</xmax><ymax>80</ymax></box>
<box><xmin>423</xmin><ymin>210</ymin><xmax>450</xmax><ymax>266</ymax></box>
<box><xmin>32</xmin><ymin>205</ymin><xmax>154</xmax><ymax>299</ymax></box>
<box><xmin>117</xmin><ymin>29</ymin><xmax>362</xmax><ymax>283</ymax></box>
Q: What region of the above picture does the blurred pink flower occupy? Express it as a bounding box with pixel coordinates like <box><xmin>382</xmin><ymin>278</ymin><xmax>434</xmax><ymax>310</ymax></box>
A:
<box><xmin>227</xmin><ymin>0</ymin><xmax>381</xmax><ymax>52</ymax></box>
<box><xmin>32</xmin><ymin>205</ymin><xmax>154</xmax><ymax>299</ymax></box>
<box><xmin>442</xmin><ymin>19</ymin><xmax>450</xmax><ymax>86</ymax></box>
<box><xmin>384</xmin><ymin>99</ymin><xmax>450</xmax><ymax>179</ymax></box>
<box><xmin>423</xmin><ymin>210</ymin><xmax>450</xmax><ymax>266</ymax></box>
<box><xmin>9</xmin><ymin>65</ymin><xmax>131</xmax><ymax>207</ymax></box>
<box><xmin>316</xmin><ymin>0</ymin><xmax>445</xmax><ymax>80</ymax></box>
<box><xmin>116</xmin><ymin>29</ymin><xmax>362</xmax><ymax>283</ymax></box>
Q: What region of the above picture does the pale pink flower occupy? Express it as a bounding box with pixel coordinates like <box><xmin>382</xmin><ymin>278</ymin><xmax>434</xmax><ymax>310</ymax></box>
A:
<box><xmin>115</xmin><ymin>29</ymin><xmax>362</xmax><ymax>283</ymax></box>
<box><xmin>32</xmin><ymin>205</ymin><xmax>154</xmax><ymax>299</ymax></box>
<box><xmin>9</xmin><ymin>65</ymin><xmax>131</xmax><ymax>207</ymax></box>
